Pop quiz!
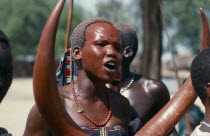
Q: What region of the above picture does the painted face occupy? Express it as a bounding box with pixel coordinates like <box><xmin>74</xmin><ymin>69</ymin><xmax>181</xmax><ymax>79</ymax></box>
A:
<box><xmin>0</xmin><ymin>44</ymin><xmax>12</xmax><ymax>102</ymax></box>
<box><xmin>81</xmin><ymin>22</ymin><xmax>122</xmax><ymax>82</ymax></box>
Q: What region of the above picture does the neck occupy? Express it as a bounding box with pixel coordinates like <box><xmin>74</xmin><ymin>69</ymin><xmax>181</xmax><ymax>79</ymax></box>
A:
<box><xmin>121</xmin><ymin>66</ymin><xmax>131</xmax><ymax>82</ymax></box>
<box><xmin>203</xmin><ymin>103</ymin><xmax>210</xmax><ymax>124</ymax></box>
<box><xmin>74</xmin><ymin>70</ymin><xmax>107</xmax><ymax>99</ymax></box>
<box><xmin>121</xmin><ymin>73</ymin><xmax>135</xmax><ymax>91</ymax></box>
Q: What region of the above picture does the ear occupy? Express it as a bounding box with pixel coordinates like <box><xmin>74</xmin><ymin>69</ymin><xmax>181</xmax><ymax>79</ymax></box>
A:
<box><xmin>123</xmin><ymin>46</ymin><xmax>133</xmax><ymax>58</ymax></box>
<box><xmin>72</xmin><ymin>47</ymin><xmax>82</xmax><ymax>60</ymax></box>
<box><xmin>205</xmin><ymin>82</ymin><xmax>210</xmax><ymax>97</ymax></box>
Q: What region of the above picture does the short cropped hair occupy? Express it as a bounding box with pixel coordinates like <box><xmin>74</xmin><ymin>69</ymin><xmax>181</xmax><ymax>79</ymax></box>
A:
<box><xmin>191</xmin><ymin>47</ymin><xmax>210</xmax><ymax>101</ymax></box>
<box><xmin>71</xmin><ymin>17</ymin><xmax>111</xmax><ymax>50</ymax></box>
<box><xmin>114</xmin><ymin>23</ymin><xmax>138</xmax><ymax>61</ymax></box>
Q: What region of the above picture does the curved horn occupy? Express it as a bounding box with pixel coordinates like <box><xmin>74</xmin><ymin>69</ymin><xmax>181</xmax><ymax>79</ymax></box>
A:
<box><xmin>33</xmin><ymin>0</ymin><xmax>86</xmax><ymax>135</ymax></box>
<box><xmin>135</xmin><ymin>8</ymin><xmax>210</xmax><ymax>136</ymax></box>
<box><xmin>200</xmin><ymin>8</ymin><xmax>210</xmax><ymax>51</ymax></box>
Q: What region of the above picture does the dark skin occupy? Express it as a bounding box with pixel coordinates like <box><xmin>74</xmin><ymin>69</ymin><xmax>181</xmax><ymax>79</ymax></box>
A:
<box><xmin>107</xmin><ymin>24</ymin><xmax>178</xmax><ymax>135</ymax></box>
<box><xmin>124</xmin><ymin>78</ymin><xmax>179</xmax><ymax>136</ymax></box>
<box><xmin>136</xmin><ymin>8</ymin><xmax>208</xmax><ymax>135</ymax></box>
<box><xmin>24</xmin><ymin>22</ymin><xmax>130</xmax><ymax>135</ymax></box>
<box><xmin>195</xmin><ymin>8</ymin><xmax>210</xmax><ymax>134</ymax></box>
<box><xmin>120</xmin><ymin>61</ymin><xmax>170</xmax><ymax>125</ymax></box>
<box><xmin>198</xmin><ymin>84</ymin><xmax>210</xmax><ymax>133</ymax></box>
<box><xmin>121</xmin><ymin>49</ymin><xmax>178</xmax><ymax>135</ymax></box>
<box><xmin>0</xmin><ymin>36</ymin><xmax>13</xmax><ymax>135</ymax></box>
<box><xmin>0</xmin><ymin>39</ymin><xmax>13</xmax><ymax>103</ymax></box>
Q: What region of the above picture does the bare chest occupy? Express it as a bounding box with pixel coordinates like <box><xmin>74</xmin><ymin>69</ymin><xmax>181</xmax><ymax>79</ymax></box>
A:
<box><xmin>62</xmin><ymin>97</ymin><xmax>124</xmax><ymax>127</ymax></box>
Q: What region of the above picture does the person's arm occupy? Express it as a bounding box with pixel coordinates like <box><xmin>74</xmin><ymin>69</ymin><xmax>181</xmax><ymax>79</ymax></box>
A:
<box><xmin>23</xmin><ymin>105</ymin><xmax>49</xmax><ymax>136</ymax></box>
<box><xmin>33</xmin><ymin>0</ymin><xmax>88</xmax><ymax>135</ymax></box>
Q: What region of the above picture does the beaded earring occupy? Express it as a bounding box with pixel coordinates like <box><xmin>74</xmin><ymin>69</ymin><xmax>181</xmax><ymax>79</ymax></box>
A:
<box><xmin>71</xmin><ymin>49</ymin><xmax>78</xmax><ymax>81</ymax></box>
<box><xmin>56</xmin><ymin>48</ymin><xmax>78</xmax><ymax>88</ymax></box>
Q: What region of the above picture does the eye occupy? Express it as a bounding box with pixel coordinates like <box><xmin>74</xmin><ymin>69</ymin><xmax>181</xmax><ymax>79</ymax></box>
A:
<box><xmin>115</xmin><ymin>44</ymin><xmax>122</xmax><ymax>53</ymax></box>
<box><xmin>96</xmin><ymin>42</ymin><xmax>106</xmax><ymax>47</ymax></box>
<box><xmin>206</xmin><ymin>84</ymin><xmax>210</xmax><ymax>88</ymax></box>
<box><xmin>117</xmin><ymin>47</ymin><xmax>122</xmax><ymax>52</ymax></box>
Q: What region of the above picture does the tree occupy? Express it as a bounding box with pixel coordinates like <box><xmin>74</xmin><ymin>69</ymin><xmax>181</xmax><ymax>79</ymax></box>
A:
<box><xmin>96</xmin><ymin>0</ymin><xmax>137</xmax><ymax>28</ymax></box>
<box><xmin>0</xmin><ymin>0</ymin><xmax>84</xmax><ymax>58</ymax></box>
<box><xmin>140</xmin><ymin>0</ymin><xmax>162</xmax><ymax>80</ymax></box>
<box><xmin>162</xmin><ymin>0</ymin><xmax>210</xmax><ymax>53</ymax></box>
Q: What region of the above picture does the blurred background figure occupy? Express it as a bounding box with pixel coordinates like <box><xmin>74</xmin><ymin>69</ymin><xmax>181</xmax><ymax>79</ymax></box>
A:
<box><xmin>0</xmin><ymin>30</ymin><xmax>13</xmax><ymax>103</ymax></box>
<box><xmin>0</xmin><ymin>30</ymin><xmax>13</xmax><ymax>136</ymax></box>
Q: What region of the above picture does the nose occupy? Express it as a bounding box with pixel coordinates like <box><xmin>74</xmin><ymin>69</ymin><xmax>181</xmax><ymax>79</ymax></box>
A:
<box><xmin>106</xmin><ymin>45</ymin><xmax>120</xmax><ymax>59</ymax></box>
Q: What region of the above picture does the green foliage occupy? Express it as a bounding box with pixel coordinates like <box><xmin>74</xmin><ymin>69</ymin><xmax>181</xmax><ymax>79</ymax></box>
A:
<box><xmin>0</xmin><ymin>0</ymin><xmax>84</xmax><ymax>58</ymax></box>
<box><xmin>95</xmin><ymin>0</ymin><xmax>210</xmax><ymax>54</ymax></box>
<box><xmin>162</xmin><ymin>0</ymin><xmax>210</xmax><ymax>53</ymax></box>
<box><xmin>95</xmin><ymin>0</ymin><xmax>142</xmax><ymax>49</ymax></box>
<box><xmin>96</xmin><ymin>0</ymin><xmax>137</xmax><ymax>28</ymax></box>
<box><xmin>96</xmin><ymin>0</ymin><xmax>125</xmax><ymax>22</ymax></box>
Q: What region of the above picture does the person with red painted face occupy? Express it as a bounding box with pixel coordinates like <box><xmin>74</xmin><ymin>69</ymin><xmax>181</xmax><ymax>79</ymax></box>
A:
<box><xmin>23</xmin><ymin>1</ymin><xmax>130</xmax><ymax>135</ymax></box>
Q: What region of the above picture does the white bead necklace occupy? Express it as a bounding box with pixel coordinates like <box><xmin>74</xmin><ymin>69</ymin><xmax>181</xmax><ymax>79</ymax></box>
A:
<box><xmin>120</xmin><ymin>73</ymin><xmax>134</xmax><ymax>94</ymax></box>
<box><xmin>200</xmin><ymin>121</ymin><xmax>210</xmax><ymax>128</ymax></box>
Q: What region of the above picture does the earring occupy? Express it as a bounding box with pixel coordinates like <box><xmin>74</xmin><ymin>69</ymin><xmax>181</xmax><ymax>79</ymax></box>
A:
<box><xmin>71</xmin><ymin>51</ymin><xmax>78</xmax><ymax>81</ymax></box>
<box><xmin>56</xmin><ymin>48</ymin><xmax>70</xmax><ymax>87</ymax></box>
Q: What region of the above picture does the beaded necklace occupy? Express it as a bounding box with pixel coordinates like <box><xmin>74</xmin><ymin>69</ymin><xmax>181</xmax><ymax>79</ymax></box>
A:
<box><xmin>72</xmin><ymin>81</ymin><xmax>112</xmax><ymax>127</ymax></box>
<box><xmin>120</xmin><ymin>73</ymin><xmax>134</xmax><ymax>94</ymax></box>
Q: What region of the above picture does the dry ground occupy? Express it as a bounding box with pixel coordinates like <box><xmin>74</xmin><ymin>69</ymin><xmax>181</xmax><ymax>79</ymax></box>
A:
<box><xmin>0</xmin><ymin>78</ymin><xmax>34</xmax><ymax>136</ymax></box>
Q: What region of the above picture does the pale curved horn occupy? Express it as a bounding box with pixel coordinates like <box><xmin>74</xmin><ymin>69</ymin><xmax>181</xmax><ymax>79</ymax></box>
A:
<box><xmin>200</xmin><ymin>8</ymin><xmax>210</xmax><ymax>51</ymax></box>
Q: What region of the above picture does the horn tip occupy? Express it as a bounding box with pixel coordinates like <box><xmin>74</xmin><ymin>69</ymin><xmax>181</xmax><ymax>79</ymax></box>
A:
<box><xmin>200</xmin><ymin>8</ymin><xmax>204</xmax><ymax>13</ymax></box>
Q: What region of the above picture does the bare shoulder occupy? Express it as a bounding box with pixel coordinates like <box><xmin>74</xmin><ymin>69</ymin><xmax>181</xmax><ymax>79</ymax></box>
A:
<box><xmin>136</xmin><ymin>75</ymin><xmax>169</xmax><ymax>100</ymax></box>
<box><xmin>23</xmin><ymin>105</ymin><xmax>49</xmax><ymax>136</ymax></box>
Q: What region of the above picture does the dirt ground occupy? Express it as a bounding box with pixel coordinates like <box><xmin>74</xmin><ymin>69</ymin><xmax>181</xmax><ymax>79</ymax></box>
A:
<box><xmin>0</xmin><ymin>78</ymin><xmax>205</xmax><ymax>136</ymax></box>
<box><xmin>0</xmin><ymin>78</ymin><xmax>34</xmax><ymax>136</ymax></box>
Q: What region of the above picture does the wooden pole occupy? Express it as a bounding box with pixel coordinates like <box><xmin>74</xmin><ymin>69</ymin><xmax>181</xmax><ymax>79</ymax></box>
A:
<box><xmin>64</xmin><ymin>0</ymin><xmax>73</xmax><ymax>49</ymax></box>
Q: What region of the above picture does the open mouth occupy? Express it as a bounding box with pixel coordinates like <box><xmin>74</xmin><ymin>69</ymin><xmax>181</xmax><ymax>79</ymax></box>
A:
<box><xmin>104</xmin><ymin>62</ymin><xmax>116</xmax><ymax>71</ymax></box>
